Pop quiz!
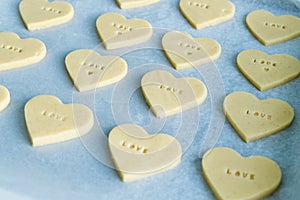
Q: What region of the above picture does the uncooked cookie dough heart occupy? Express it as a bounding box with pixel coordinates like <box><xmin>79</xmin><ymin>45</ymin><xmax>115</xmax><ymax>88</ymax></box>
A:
<box><xmin>19</xmin><ymin>0</ymin><xmax>74</xmax><ymax>31</ymax></box>
<box><xmin>246</xmin><ymin>10</ymin><xmax>300</xmax><ymax>46</ymax></box>
<box><xmin>237</xmin><ymin>49</ymin><xmax>300</xmax><ymax>91</ymax></box>
<box><xmin>0</xmin><ymin>85</ymin><xmax>10</xmax><ymax>112</ymax></box>
<box><xmin>223</xmin><ymin>92</ymin><xmax>294</xmax><ymax>142</ymax></box>
<box><xmin>0</xmin><ymin>32</ymin><xmax>46</xmax><ymax>72</ymax></box>
<box><xmin>25</xmin><ymin>95</ymin><xmax>94</xmax><ymax>146</ymax></box>
<box><xmin>116</xmin><ymin>0</ymin><xmax>160</xmax><ymax>9</ymax></box>
<box><xmin>109</xmin><ymin>124</ymin><xmax>182</xmax><ymax>182</ymax></box>
<box><xmin>202</xmin><ymin>147</ymin><xmax>281</xmax><ymax>200</ymax></box>
<box><xmin>162</xmin><ymin>31</ymin><xmax>221</xmax><ymax>70</ymax></box>
<box><xmin>180</xmin><ymin>0</ymin><xmax>235</xmax><ymax>29</ymax></box>
<box><xmin>96</xmin><ymin>13</ymin><xmax>152</xmax><ymax>49</ymax></box>
<box><xmin>65</xmin><ymin>49</ymin><xmax>128</xmax><ymax>92</ymax></box>
<box><xmin>141</xmin><ymin>70</ymin><xmax>207</xmax><ymax>118</ymax></box>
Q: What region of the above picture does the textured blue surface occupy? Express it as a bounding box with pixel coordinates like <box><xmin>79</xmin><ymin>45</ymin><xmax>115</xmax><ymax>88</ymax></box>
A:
<box><xmin>0</xmin><ymin>0</ymin><xmax>299</xmax><ymax>199</ymax></box>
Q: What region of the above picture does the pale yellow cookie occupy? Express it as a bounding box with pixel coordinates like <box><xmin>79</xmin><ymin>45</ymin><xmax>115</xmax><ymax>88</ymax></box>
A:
<box><xmin>0</xmin><ymin>32</ymin><xmax>46</xmax><ymax>72</ymax></box>
<box><xmin>0</xmin><ymin>85</ymin><xmax>10</xmax><ymax>112</ymax></box>
<box><xmin>25</xmin><ymin>95</ymin><xmax>94</xmax><ymax>146</ymax></box>
<box><xmin>246</xmin><ymin>10</ymin><xmax>300</xmax><ymax>46</ymax></box>
<box><xmin>237</xmin><ymin>49</ymin><xmax>300</xmax><ymax>91</ymax></box>
<box><xmin>223</xmin><ymin>92</ymin><xmax>294</xmax><ymax>142</ymax></box>
<box><xmin>116</xmin><ymin>0</ymin><xmax>160</xmax><ymax>9</ymax></box>
<box><xmin>202</xmin><ymin>147</ymin><xmax>281</xmax><ymax>200</ymax></box>
<box><xmin>162</xmin><ymin>31</ymin><xmax>221</xmax><ymax>70</ymax></box>
<box><xmin>19</xmin><ymin>0</ymin><xmax>74</xmax><ymax>31</ymax></box>
<box><xmin>96</xmin><ymin>13</ymin><xmax>152</xmax><ymax>49</ymax></box>
<box><xmin>180</xmin><ymin>0</ymin><xmax>235</xmax><ymax>29</ymax></box>
<box><xmin>65</xmin><ymin>49</ymin><xmax>128</xmax><ymax>92</ymax></box>
<box><xmin>109</xmin><ymin>124</ymin><xmax>182</xmax><ymax>182</ymax></box>
<box><xmin>141</xmin><ymin>70</ymin><xmax>207</xmax><ymax>118</ymax></box>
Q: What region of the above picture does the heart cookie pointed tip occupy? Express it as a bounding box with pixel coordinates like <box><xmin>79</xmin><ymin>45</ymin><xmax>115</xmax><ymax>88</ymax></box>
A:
<box><xmin>117</xmin><ymin>0</ymin><xmax>160</xmax><ymax>9</ymax></box>
<box><xmin>120</xmin><ymin>158</ymin><xmax>181</xmax><ymax>182</ymax></box>
<box><xmin>202</xmin><ymin>147</ymin><xmax>281</xmax><ymax>200</ymax></box>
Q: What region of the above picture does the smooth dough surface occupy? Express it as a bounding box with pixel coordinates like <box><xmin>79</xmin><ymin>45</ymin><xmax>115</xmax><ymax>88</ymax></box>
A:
<box><xmin>180</xmin><ymin>0</ymin><xmax>235</xmax><ymax>29</ymax></box>
<box><xmin>19</xmin><ymin>0</ymin><xmax>74</xmax><ymax>31</ymax></box>
<box><xmin>65</xmin><ymin>49</ymin><xmax>128</xmax><ymax>92</ymax></box>
<box><xmin>25</xmin><ymin>95</ymin><xmax>94</xmax><ymax>146</ymax></box>
<box><xmin>141</xmin><ymin>70</ymin><xmax>207</xmax><ymax>118</ymax></box>
<box><xmin>202</xmin><ymin>147</ymin><xmax>281</xmax><ymax>200</ymax></box>
<box><xmin>162</xmin><ymin>31</ymin><xmax>221</xmax><ymax>70</ymax></box>
<box><xmin>109</xmin><ymin>124</ymin><xmax>182</xmax><ymax>182</ymax></box>
<box><xmin>0</xmin><ymin>85</ymin><xmax>10</xmax><ymax>112</ymax></box>
<box><xmin>0</xmin><ymin>32</ymin><xmax>46</xmax><ymax>71</ymax></box>
<box><xmin>223</xmin><ymin>92</ymin><xmax>294</xmax><ymax>142</ymax></box>
<box><xmin>237</xmin><ymin>49</ymin><xmax>300</xmax><ymax>91</ymax></box>
<box><xmin>96</xmin><ymin>13</ymin><xmax>152</xmax><ymax>49</ymax></box>
<box><xmin>116</xmin><ymin>0</ymin><xmax>160</xmax><ymax>9</ymax></box>
<box><xmin>246</xmin><ymin>10</ymin><xmax>300</xmax><ymax>46</ymax></box>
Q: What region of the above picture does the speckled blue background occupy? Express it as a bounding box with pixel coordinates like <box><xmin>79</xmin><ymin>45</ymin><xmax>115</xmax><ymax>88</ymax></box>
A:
<box><xmin>0</xmin><ymin>0</ymin><xmax>299</xmax><ymax>199</ymax></box>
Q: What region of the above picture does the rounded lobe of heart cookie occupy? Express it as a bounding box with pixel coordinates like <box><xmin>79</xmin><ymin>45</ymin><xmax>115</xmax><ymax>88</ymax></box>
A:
<box><xmin>179</xmin><ymin>0</ymin><xmax>235</xmax><ymax>30</ymax></box>
<box><xmin>141</xmin><ymin>70</ymin><xmax>207</xmax><ymax>118</ymax></box>
<box><xmin>19</xmin><ymin>0</ymin><xmax>74</xmax><ymax>31</ymax></box>
<box><xmin>202</xmin><ymin>147</ymin><xmax>281</xmax><ymax>200</ymax></box>
<box><xmin>0</xmin><ymin>85</ymin><xmax>10</xmax><ymax>112</ymax></box>
<box><xmin>237</xmin><ymin>49</ymin><xmax>300</xmax><ymax>91</ymax></box>
<box><xmin>162</xmin><ymin>31</ymin><xmax>221</xmax><ymax>70</ymax></box>
<box><xmin>116</xmin><ymin>0</ymin><xmax>160</xmax><ymax>9</ymax></box>
<box><xmin>0</xmin><ymin>32</ymin><xmax>47</xmax><ymax>71</ymax></box>
<box><xmin>24</xmin><ymin>95</ymin><xmax>94</xmax><ymax>146</ymax></box>
<box><xmin>65</xmin><ymin>49</ymin><xmax>128</xmax><ymax>92</ymax></box>
<box><xmin>223</xmin><ymin>92</ymin><xmax>294</xmax><ymax>142</ymax></box>
<box><xmin>246</xmin><ymin>10</ymin><xmax>300</xmax><ymax>46</ymax></box>
<box><xmin>108</xmin><ymin>124</ymin><xmax>182</xmax><ymax>182</ymax></box>
<box><xmin>96</xmin><ymin>13</ymin><xmax>153</xmax><ymax>49</ymax></box>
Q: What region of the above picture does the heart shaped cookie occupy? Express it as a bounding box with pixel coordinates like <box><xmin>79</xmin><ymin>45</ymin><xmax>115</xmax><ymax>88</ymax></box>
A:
<box><xmin>246</xmin><ymin>10</ymin><xmax>300</xmax><ymax>46</ymax></box>
<box><xmin>65</xmin><ymin>49</ymin><xmax>128</xmax><ymax>92</ymax></box>
<box><xmin>202</xmin><ymin>147</ymin><xmax>281</xmax><ymax>200</ymax></box>
<box><xmin>0</xmin><ymin>85</ymin><xmax>10</xmax><ymax>112</ymax></box>
<box><xmin>19</xmin><ymin>0</ymin><xmax>74</xmax><ymax>31</ymax></box>
<box><xmin>109</xmin><ymin>124</ymin><xmax>182</xmax><ymax>182</ymax></box>
<box><xmin>180</xmin><ymin>0</ymin><xmax>235</xmax><ymax>29</ymax></box>
<box><xmin>223</xmin><ymin>92</ymin><xmax>294</xmax><ymax>142</ymax></box>
<box><xmin>116</xmin><ymin>0</ymin><xmax>160</xmax><ymax>9</ymax></box>
<box><xmin>25</xmin><ymin>95</ymin><xmax>94</xmax><ymax>146</ymax></box>
<box><xmin>96</xmin><ymin>13</ymin><xmax>152</xmax><ymax>49</ymax></box>
<box><xmin>0</xmin><ymin>32</ymin><xmax>46</xmax><ymax>72</ymax></box>
<box><xmin>237</xmin><ymin>49</ymin><xmax>300</xmax><ymax>91</ymax></box>
<box><xmin>141</xmin><ymin>70</ymin><xmax>207</xmax><ymax>118</ymax></box>
<box><xmin>162</xmin><ymin>31</ymin><xmax>221</xmax><ymax>70</ymax></box>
